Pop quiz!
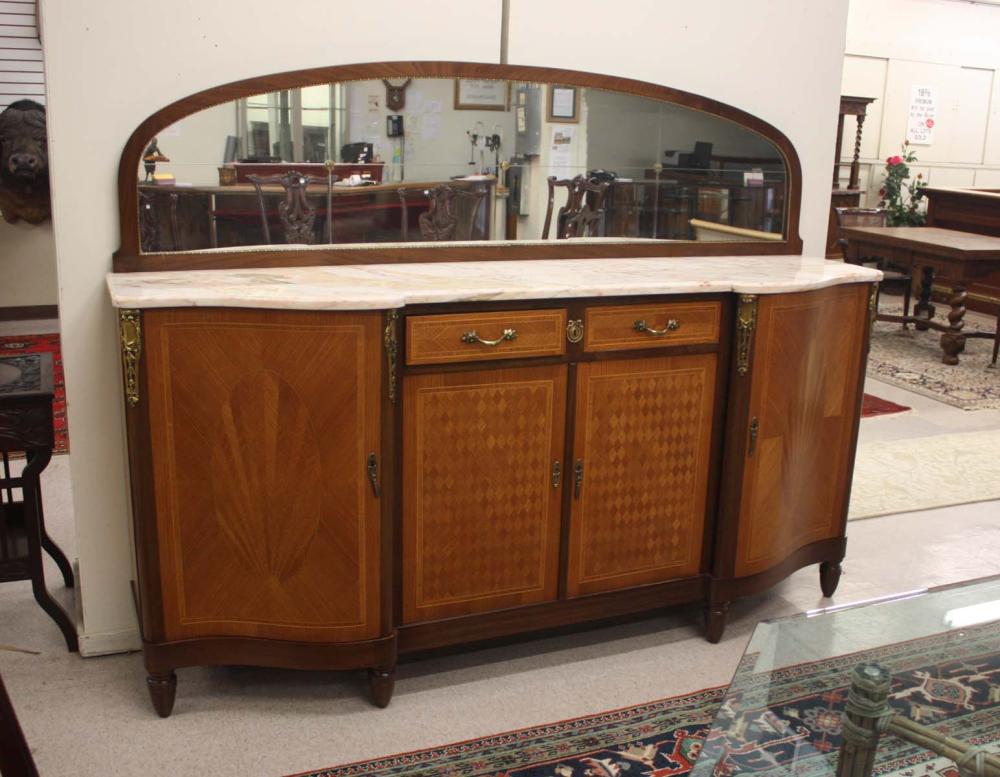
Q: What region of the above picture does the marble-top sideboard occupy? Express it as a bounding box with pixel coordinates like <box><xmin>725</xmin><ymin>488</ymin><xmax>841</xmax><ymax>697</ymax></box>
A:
<box><xmin>106</xmin><ymin>255</ymin><xmax>882</xmax><ymax>310</ymax></box>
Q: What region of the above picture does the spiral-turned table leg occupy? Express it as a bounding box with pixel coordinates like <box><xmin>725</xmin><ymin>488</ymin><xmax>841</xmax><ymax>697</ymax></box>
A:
<box><xmin>940</xmin><ymin>282</ymin><xmax>967</xmax><ymax>365</ymax></box>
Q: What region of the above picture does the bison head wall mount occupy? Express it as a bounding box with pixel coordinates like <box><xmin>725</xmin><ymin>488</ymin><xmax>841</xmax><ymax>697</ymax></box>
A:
<box><xmin>0</xmin><ymin>99</ymin><xmax>50</xmax><ymax>224</ymax></box>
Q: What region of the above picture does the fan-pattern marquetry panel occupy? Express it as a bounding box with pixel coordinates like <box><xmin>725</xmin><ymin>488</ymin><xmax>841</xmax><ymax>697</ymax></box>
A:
<box><xmin>145</xmin><ymin>309</ymin><xmax>382</xmax><ymax>643</ymax></box>
<box><xmin>402</xmin><ymin>366</ymin><xmax>566</xmax><ymax>623</ymax></box>
<box><xmin>567</xmin><ymin>355</ymin><xmax>716</xmax><ymax>597</ymax></box>
<box><xmin>734</xmin><ymin>285</ymin><xmax>868</xmax><ymax>577</ymax></box>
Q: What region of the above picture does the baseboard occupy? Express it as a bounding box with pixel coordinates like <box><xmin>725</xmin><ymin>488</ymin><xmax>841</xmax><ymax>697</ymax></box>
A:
<box><xmin>78</xmin><ymin>627</ymin><xmax>142</xmax><ymax>657</ymax></box>
<box><xmin>73</xmin><ymin>559</ymin><xmax>143</xmax><ymax>656</ymax></box>
<box><xmin>0</xmin><ymin>305</ymin><xmax>58</xmax><ymax>321</ymax></box>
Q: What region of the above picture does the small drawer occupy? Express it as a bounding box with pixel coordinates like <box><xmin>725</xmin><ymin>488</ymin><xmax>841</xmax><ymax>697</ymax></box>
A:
<box><xmin>407</xmin><ymin>309</ymin><xmax>567</xmax><ymax>365</ymax></box>
<box><xmin>583</xmin><ymin>302</ymin><xmax>721</xmax><ymax>352</ymax></box>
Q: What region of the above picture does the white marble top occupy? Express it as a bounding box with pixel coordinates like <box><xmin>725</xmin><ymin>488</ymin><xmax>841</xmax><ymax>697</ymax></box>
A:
<box><xmin>106</xmin><ymin>256</ymin><xmax>881</xmax><ymax>311</ymax></box>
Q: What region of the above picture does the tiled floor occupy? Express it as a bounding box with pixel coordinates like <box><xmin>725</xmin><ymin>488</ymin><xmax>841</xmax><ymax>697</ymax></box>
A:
<box><xmin>1</xmin><ymin>357</ymin><xmax>998</xmax><ymax>775</ymax></box>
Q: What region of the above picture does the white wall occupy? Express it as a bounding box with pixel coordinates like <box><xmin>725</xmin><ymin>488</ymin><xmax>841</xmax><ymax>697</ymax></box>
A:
<box><xmin>841</xmin><ymin>0</ymin><xmax>1000</xmax><ymax>202</ymax></box>
<box><xmin>0</xmin><ymin>220</ymin><xmax>58</xmax><ymax>306</ymax></box>
<box><xmin>39</xmin><ymin>0</ymin><xmax>846</xmax><ymax>654</ymax></box>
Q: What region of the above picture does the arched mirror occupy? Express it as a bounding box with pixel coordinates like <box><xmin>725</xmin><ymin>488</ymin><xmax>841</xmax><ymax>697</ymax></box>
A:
<box><xmin>115</xmin><ymin>63</ymin><xmax>802</xmax><ymax>270</ymax></box>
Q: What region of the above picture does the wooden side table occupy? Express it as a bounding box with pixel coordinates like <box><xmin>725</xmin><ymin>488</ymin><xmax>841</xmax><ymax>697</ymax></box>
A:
<box><xmin>0</xmin><ymin>352</ymin><xmax>77</xmax><ymax>652</ymax></box>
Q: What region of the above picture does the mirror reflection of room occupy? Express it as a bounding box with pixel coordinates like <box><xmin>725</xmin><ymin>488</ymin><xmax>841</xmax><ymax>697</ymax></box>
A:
<box><xmin>136</xmin><ymin>78</ymin><xmax>787</xmax><ymax>252</ymax></box>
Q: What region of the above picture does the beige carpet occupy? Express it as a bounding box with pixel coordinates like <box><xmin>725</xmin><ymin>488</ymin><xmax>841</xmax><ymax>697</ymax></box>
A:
<box><xmin>849</xmin><ymin>428</ymin><xmax>1000</xmax><ymax>520</ymax></box>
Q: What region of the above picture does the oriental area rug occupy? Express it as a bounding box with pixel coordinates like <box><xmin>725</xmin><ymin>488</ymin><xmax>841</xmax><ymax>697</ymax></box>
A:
<box><xmin>868</xmin><ymin>302</ymin><xmax>1000</xmax><ymax>410</ymax></box>
<box><xmin>288</xmin><ymin>622</ymin><xmax>1000</xmax><ymax>777</ymax></box>
<box><xmin>0</xmin><ymin>333</ymin><xmax>68</xmax><ymax>454</ymax></box>
<box><xmin>861</xmin><ymin>393</ymin><xmax>910</xmax><ymax>418</ymax></box>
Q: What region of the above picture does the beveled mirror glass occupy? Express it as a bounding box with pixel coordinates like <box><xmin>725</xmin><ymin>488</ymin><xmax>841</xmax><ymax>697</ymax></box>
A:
<box><xmin>133</xmin><ymin>76</ymin><xmax>791</xmax><ymax>254</ymax></box>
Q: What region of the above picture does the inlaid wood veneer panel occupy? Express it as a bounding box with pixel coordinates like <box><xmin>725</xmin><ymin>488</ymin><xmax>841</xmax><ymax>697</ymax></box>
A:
<box><xmin>734</xmin><ymin>284</ymin><xmax>868</xmax><ymax>577</ymax></box>
<box><xmin>406</xmin><ymin>309</ymin><xmax>566</xmax><ymax>365</ymax></box>
<box><xmin>145</xmin><ymin>308</ymin><xmax>382</xmax><ymax>643</ymax></box>
<box><xmin>584</xmin><ymin>301</ymin><xmax>721</xmax><ymax>352</ymax></box>
<box><xmin>566</xmin><ymin>354</ymin><xmax>717</xmax><ymax>597</ymax></box>
<box><xmin>402</xmin><ymin>365</ymin><xmax>566</xmax><ymax>623</ymax></box>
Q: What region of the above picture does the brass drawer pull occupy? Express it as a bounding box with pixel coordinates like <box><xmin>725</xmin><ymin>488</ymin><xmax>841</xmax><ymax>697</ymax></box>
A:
<box><xmin>633</xmin><ymin>319</ymin><xmax>680</xmax><ymax>336</ymax></box>
<box><xmin>460</xmin><ymin>328</ymin><xmax>517</xmax><ymax>346</ymax></box>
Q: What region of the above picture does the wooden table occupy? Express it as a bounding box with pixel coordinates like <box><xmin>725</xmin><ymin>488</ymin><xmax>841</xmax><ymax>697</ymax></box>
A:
<box><xmin>841</xmin><ymin>226</ymin><xmax>1000</xmax><ymax>365</ymax></box>
<box><xmin>0</xmin><ymin>352</ymin><xmax>77</xmax><ymax>652</ymax></box>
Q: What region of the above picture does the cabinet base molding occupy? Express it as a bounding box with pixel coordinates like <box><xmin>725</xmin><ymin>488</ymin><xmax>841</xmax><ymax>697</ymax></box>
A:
<box><xmin>709</xmin><ymin>538</ymin><xmax>847</xmax><ymax>604</ymax></box>
<box><xmin>398</xmin><ymin>577</ymin><xmax>708</xmax><ymax>655</ymax></box>
<box><xmin>142</xmin><ymin>632</ymin><xmax>398</xmax><ymax>716</ymax></box>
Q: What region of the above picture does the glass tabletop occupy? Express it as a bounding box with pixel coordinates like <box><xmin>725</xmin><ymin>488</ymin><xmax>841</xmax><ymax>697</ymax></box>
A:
<box><xmin>691</xmin><ymin>576</ymin><xmax>1000</xmax><ymax>777</ymax></box>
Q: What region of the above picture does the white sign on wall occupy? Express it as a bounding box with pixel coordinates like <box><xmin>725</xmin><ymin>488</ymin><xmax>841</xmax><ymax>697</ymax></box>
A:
<box><xmin>907</xmin><ymin>85</ymin><xmax>937</xmax><ymax>145</ymax></box>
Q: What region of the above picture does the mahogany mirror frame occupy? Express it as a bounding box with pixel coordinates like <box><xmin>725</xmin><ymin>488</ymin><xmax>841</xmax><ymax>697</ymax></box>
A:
<box><xmin>114</xmin><ymin>61</ymin><xmax>804</xmax><ymax>273</ymax></box>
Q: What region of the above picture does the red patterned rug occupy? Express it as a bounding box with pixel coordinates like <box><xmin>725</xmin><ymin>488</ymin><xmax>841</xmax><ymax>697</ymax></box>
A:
<box><xmin>0</xmin><ymin>333</ymin><xmax>69</xmax><ymax>454</ymax></box>
<box><xmin>862</xmin><ymin>393</ymin><xmax>910</xmax><ymax>419</ymax></box>
<box><xmin>288</xmin><ymin>622</ymin><xmax>999</xmax><ymax>777</ymax></box>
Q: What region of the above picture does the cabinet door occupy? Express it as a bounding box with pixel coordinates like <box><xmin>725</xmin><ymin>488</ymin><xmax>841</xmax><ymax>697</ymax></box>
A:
<box><xmin>145</xmin><ymin>309</ymin><xmax>383</xmax><ymax>643</ymax></box>
<box><xmin>732</xmin><ymin>285</ymin><xmax>869</xmax><ymax>577</ymax></box>
<box><xmin>566</xmin><ymin>354</ymin><xmax>717</xmax><ymax>597</ymax></box>
<box><xmin>402</xmin><ymin>365</ymin><xmax>567</xmax><ymax>623</ymax></box>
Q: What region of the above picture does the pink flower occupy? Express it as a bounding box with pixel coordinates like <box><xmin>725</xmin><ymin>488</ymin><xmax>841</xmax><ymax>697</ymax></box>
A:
<box><xmin>888</xmin><ymin>156</ymin><xmax>903</xmax><ymax>166</ymax></box>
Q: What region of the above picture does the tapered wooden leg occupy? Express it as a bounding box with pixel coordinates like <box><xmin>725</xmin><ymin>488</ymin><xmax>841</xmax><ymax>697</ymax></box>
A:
<box><xmin>705</xmin><ymin>602</ymin><xmax>729</xmax><ymax>644</ymax></box>
<box><xmin>914</xmin><ymin>265</ymin><xmax>935</xmax><ymax>331</ymax></box>
<box><xmin>820</xmin><ymin>561</ymin><xmax>843</xmax><ymax>598</ymax></box>
<box><xmin>147</xmin><ymin>671</ymin><xmax>177</xmax><ymax>718</ymax></box>
<box><xmin>367</xmin><ymin>666</ymin><xmax>395</xmax><ymax>709</ymax></box>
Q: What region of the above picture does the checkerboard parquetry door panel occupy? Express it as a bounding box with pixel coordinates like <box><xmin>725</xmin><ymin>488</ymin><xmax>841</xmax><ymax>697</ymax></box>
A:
<box><xmin>402</xmin><ymin>365</ymin><xmax>567</xmax><ymax>624</ymax></box>
<box><xmin>566</xmin><ymin>354</ymin><xmax>717</xmax><ymax>597</ymax></box>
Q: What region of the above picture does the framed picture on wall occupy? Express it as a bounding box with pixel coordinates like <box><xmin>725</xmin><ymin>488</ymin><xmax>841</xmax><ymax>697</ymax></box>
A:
<box><xmin>454</xmin><ymin>79</ymin><xmax>510</xmax><ymax>111</ymax></box>
<box><xmin>547</xmin><ymin>85</ymin><xmax>579</xmax><ymax>123</ymax></box>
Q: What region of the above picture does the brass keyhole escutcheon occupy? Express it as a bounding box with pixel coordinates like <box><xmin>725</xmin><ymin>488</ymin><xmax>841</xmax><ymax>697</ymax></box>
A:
<box><xmin>566</xmin><ymin>319</ymin><xmax>584</xmax><ymax>343</ymax></box>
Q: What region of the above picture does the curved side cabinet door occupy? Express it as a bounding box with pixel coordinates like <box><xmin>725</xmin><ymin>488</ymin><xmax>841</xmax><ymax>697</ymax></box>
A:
<box><xmin>143</xmin><ymin>308</ymin><xmax>383</xmax><ymax>643</ymax></box>
<box><xmin>732</xmin><ymin>284</ymin><xmax>869</xmax><ymax>578</ymax></box>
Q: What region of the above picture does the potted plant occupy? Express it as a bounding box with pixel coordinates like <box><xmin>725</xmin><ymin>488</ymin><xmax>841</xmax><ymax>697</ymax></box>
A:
<box><xmin>878</xmin><ymin>141</ymin><xmax>926</xmax><ymax>226</ymax></box>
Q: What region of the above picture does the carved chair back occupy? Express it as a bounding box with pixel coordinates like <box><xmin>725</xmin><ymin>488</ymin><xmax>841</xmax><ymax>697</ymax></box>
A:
<box><xmin>542</xmin><ymin>175</ymin><xmax>610</xmax><ymax>239</ymax></box>
<box><xmin>397</xmin><ymin>184</ymin><xmax>489</xmax><ymax>242</ymax></box>
<box><xmin>248</xmin><ymin>170</ymin><xmax>337</xmax><ymax>245</ymax></box>
<box><xmin>138</xmin><ymin>189</ymin><xmax>181</xmax><ymax>252</ymax></box>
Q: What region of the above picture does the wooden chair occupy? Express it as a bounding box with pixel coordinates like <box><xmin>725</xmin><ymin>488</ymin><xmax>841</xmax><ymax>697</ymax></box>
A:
<box><xmin>397</xmin><ymin>184</ymin><xmax>488</xmax><ymax>242</ymax></box>
<box><xmin>248</xmin><ymin>170</ymin><xmax>337</xmax><ymax>244</ymax></box>
<box><xmin>835</xmin><ymin>207</ymin><xmax>912</xmax><ymax>324</ymax></box>
<box><xmin>541</xmin><ymin>175</ymin><xmax>610</xmax><ymax>239</ymax></box>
